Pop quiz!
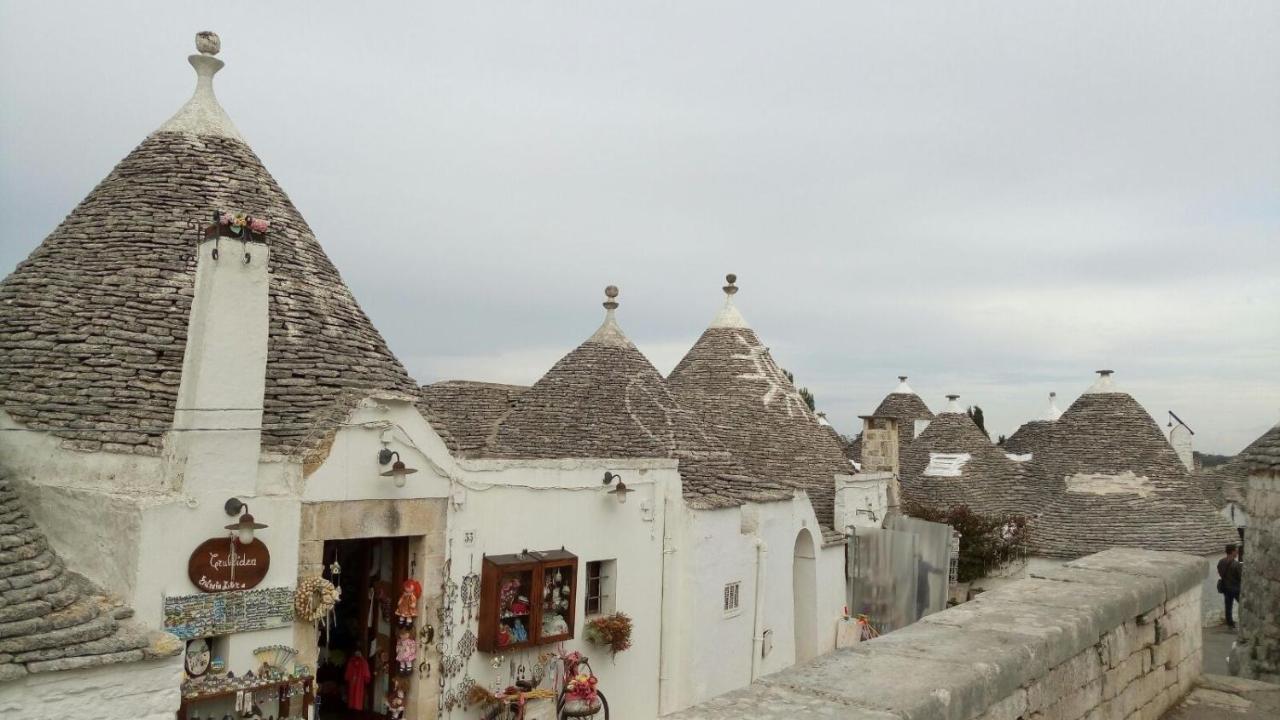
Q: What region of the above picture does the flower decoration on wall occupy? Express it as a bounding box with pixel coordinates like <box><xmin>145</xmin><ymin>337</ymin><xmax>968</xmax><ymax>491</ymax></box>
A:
<box><xmin>205</xmin><ymin>209</ymin><xmax>270</xmax><ymax>242</ymax></box>
<box><xmin>584</xmin><ymin>612</ymin><xmax>632</xmax><ymax>657</ymax></box>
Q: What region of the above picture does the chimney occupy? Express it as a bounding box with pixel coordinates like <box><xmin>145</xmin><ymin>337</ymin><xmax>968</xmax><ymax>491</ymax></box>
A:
<box><xmin>860</xmin><ymin>415</ymin><xmax>900</xmax><ymax>475</ymax></box>
<box><xmin>164</xmin><ymin>33</ymin><xmax>269</xmax><ymax>497</ymax></box>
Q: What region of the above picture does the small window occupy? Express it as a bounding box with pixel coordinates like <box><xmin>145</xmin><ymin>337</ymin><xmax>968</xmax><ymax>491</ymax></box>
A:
<box><xmin>585</xmin><ymin>560</ymin><xmax>616</xmax><ymax>616</ymax></box>
<box><xmin>723</xmin><ymin>581</ymin><xmax>742</xmax><ymax>616</ymax></box>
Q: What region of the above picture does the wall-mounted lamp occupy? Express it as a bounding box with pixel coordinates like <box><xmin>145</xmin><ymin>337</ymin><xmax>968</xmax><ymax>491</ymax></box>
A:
<box><xmin>603</xmin><ymin>472</ymin><xmax>635</xmax><ymax>504</ymax></box>
<box><xmin>379</xmin><ymin>449</ymin><xmax>418</xmax><ymax>487</ymax></box>
<box><xmin>223</xmin><ymin>498</ymin><xmax>268</xmax><ymax>545</ymax></box>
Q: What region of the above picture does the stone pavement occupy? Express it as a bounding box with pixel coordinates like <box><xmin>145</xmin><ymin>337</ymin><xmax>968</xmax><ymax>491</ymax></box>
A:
<box><xmin>1162</xmin><ymin>674</ymin><xmax>1279</xmax><ymax>719</ymax></box>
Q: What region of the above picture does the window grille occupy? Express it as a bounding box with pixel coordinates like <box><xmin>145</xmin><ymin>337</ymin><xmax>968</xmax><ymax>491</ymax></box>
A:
<box><xmin>585</xmin><ymin>560</ymin><xmax>616</xmax><ymax>616</ymax></box>
<box><xmin>723</xmin><ymin>581</ymin><xmax>741</xmax><ymax>615</ymax></box>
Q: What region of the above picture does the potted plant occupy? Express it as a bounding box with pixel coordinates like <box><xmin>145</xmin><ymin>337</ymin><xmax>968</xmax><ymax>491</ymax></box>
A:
<box><xmin>584</xmin><ymin>612</ymin><xmax>632</xmax><ymax>657</ymax></box>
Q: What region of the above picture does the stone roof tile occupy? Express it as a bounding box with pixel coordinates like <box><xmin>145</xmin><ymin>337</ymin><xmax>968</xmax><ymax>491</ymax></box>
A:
<box><xmin>0</xmin><ymin>477</ymin><xmax>178</xmax><ymax>681</ymax></box>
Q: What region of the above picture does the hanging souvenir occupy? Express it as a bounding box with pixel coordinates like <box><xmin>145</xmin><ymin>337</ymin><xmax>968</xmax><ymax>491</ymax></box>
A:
<box><xmin>395</xmin><ymin>627</ymin><xmax>417</xmax><ymax>676</ymax></box>
<box><xmin>460</xmin><ymin>558</ymin><xmax>480</xmax><ymax>625</ymax></box>
<box><xmin>395</xmin><ymin>579</ymin><xmax>421</xmax><ymax>627</ymax></box>
<box><xmin>185</xmin><ymin>638</ymin><xmax>211</xmax><ymax>679</ymax></box>
<box><xmin>386</xmin><ymin>678</ymin><xmax>406</xmax><ymax>720</ymax></box>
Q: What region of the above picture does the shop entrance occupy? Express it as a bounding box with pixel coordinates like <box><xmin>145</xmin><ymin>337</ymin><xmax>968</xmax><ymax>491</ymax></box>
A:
<box><xmin>316</xmin><ymin>537</ymin><xmax>410</xmax><ymax>720</ymax></box>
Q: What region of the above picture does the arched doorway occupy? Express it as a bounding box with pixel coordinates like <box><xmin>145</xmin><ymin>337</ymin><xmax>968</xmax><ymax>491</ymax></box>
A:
<box><xmin>793</xmin><ymin>529</ymin><xmax>818</xmax><ymax>664</ymax></box>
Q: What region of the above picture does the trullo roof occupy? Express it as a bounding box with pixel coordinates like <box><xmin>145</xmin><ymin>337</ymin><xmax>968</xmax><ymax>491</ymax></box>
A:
<box><xmin>0</xmin><ymin>476</ymin><xmax>179</xmax><ymax>681</ymax></box>
<box><xmin>0</xmin><ymin>36</ymin><xmax>417</xmax><ymax>460</ymax></box>
<box><xmin>871</xmin><ymin>376</ymin><xmax>935</xmax><ymax>452</ymax></box>
<box><xmin>1024</xmin><ymin>372</ymin><xmax>1236</xmax><ymax>558</ymax></box>
<box><xmin>486</xmin><ymin>287</ymin><xmax>792</xmax><ymax>510</ymax></box>
<box><xmin>666</xmin><ymin>276</ymin><xmax>852</xmax><ymax>537</ymax></box>
<box><xmin>899</xmin><ymin>396</ymin><xmax>1028</xmax><ymax>515</ymax></box>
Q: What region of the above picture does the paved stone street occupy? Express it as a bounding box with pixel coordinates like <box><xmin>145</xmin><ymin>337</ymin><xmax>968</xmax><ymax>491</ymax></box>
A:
<box><xmin>1162</xmin><ymin>674</ymin><xmax>1279</xmax><ymax>719</ymax></box>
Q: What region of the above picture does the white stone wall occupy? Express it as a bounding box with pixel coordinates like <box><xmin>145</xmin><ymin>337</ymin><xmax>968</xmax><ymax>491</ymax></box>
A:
<box><xmin>0</xmin><ymin>656</ymin><xmax>182</xmax><ymax>720</ymax></box>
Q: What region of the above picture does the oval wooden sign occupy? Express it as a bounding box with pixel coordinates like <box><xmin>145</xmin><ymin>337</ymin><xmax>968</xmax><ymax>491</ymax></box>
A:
<box><xmin>188</xmin><ymin>536</ymin><xmax>270</xmax><ymax>593</ymax></box>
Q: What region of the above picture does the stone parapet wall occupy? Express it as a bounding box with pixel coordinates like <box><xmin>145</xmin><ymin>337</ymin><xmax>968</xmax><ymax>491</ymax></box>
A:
<box><xmin>1241</xmin><ymin>468</ymin><xmax>1280</xmax><ymax>681</ymax></box>
<box><xmin>669</xmin><ymin>548</ymin><xmax>1206</xmax><ymax>720</ymax></box>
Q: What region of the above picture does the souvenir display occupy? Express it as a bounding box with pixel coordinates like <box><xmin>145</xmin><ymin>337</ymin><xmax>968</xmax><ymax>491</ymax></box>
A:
<box><xmin>343</xmin><ymin>651</ymin><xmax>371</xmax><ymax>711</ymax></box>
<box><xmin>477</xmin><ymin>549</ymin><xmax>578</xmax><ymax>652</ymax></box>
<box><xmin>394</xmin><ymin>578</ymin><xmax>421</xmax><ymax>627</ymax></box>
<box><xmin>395</xmin><ymin>627</ymin><xmax>416</xmax><ymax>676</ymax></box>
<box><xmin>185</xmin><ymin>638</ymin><xmax>211</xmax><ymax>679</ymax></box>
<box><xmin>386</xmin><ymin>678</ymin><xmax>406</xmax><ymax>720</ymax></box>
<box><xmin>251</xmin><ymin>644</ymin><xmax>299</xmax><ymax>678</ymax></box>
<box><xmin>460</xmin><ymin>563</ymin><xmax>481</xmax><ymax>625</ymax></box>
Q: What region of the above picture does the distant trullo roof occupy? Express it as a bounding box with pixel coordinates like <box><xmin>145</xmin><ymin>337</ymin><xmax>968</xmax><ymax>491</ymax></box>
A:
<box><xmin>871</xmin><ymin>376</ymin><xmax>935</xmax><ymax>451</ymax></box>
<box><xmin>899</xmin><ymin>395</ymin><xmax>1027</xmax><ymax>515</ymax></box>
<box><xmin>1024</xmin><ymin>371</ymin><xmax>1236</xmax><ymax>558</ymax></box>
<box><xmin>481</xmin><ymin>287</ymin><xmax>792</xmax><ymax>510</ymax></box>
<box><xmin>1205</xmin><ymin>420</ymin><xmax>1280</xmax><ymax>508</ymax></box>
<box><xmin>0</xmin><ymin>35</ymin><xmax>416</xmax><ymax>459</ymax></box>
<box><xmin>0</xmin><ymin>476</ymin><xmax>179</xmax><ymax>681</ymax></box>
<box><xmin>1242</xmin><ymin>422</ymin><xmax>1280</xmax><ymax>472</ymax></box>
<box><xmin>667</xmin><ymin>276</ymin><xmax>852</xmax><ymax>538</ymax></box>
<box><xmin>1004</xmin><ymin>392</ymin><xmax>1062</xmax><ymax>456</ymax></box>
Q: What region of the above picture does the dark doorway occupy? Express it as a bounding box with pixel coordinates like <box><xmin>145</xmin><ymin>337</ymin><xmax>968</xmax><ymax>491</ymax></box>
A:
<box><xmin>316</xmin><ymin>538</ymin><xmax>410</xmax><ymax>720</ymax></box>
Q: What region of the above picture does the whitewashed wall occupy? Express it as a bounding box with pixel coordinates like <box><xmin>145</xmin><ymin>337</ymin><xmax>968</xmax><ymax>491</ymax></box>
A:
<box><xmin>666</xmin><ymin>491</ymin><xmax>849</xmax><ymax>715</ymax></box>
<box><xmin>447</xmin><ymin>457</ymin><xmax>679</xmax><ymax>720</ymax></box>
<box><xmin>0</xmin><ymin>656</ymin><xmax>183</xmax><ymax>720</ymax></box>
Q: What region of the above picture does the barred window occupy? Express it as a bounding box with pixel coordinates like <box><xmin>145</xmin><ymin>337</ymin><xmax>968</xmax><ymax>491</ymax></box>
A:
<box><xmin>723</xmin><ymin>581</ymin><xmax>742</xmax><ymax>616</ymax></box>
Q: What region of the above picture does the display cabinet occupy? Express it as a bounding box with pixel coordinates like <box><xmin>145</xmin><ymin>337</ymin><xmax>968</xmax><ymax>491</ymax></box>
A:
<box><xmin>478</xmin><ymin>549</ymin><xmax>578</xmax><ymax>653</ymax></box>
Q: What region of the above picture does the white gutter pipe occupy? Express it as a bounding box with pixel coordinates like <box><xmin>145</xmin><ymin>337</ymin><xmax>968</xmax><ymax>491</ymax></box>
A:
<box><xmin>750</xmin><ymin>537</ymin><xmax>768</xmax><ymax>681</ymax></box>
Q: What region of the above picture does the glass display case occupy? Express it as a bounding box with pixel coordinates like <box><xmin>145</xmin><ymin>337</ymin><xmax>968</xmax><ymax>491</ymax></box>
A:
<box><xmin>478</xmin><ymin>549</ymin><xmax>578</xmax><ymax>653</ymax></box>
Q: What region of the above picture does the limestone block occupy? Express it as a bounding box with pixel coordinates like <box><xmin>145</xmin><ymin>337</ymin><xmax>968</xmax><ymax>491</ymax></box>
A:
<box><xmin>972</xmin><ymin>689</ymin><xmax>1026</xmax><ymax>720</ymax></box>
<box><xmin>1038</xmin><ymin>677</ymin><xmax>1101</xmax><ymax>720</ymax></box>
<box><xmin>297</xmin><ymin>539</ymin><xmax>323</xmax><ymax>565</ymax></box>
<box><xmin>1026</xmin><ymin>650</ymin><xmax>1103</xmax><ymax>711</ymax></box>
<box><xmin>1153</xmin><ymin>634</ymin><xmax>1184</xmax><ymax>668</ymax></box>
<box><xmin>1101</xmin><ymin>651</ymin><xmax>1144</xmax><ymax>700</ymax></box>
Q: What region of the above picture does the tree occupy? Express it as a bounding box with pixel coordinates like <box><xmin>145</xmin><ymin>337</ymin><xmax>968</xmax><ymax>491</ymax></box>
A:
<box><xmin>782</xmin><ymin>369</ymin><xmax>816</xmax><ymax>412</ymax></box>
<box><xmin>902</xmin><ymin>501</ymin><xmax>1030</xmax><ymax>583</ymax></box>
<box><xmin>967</xmin><ymin>405</ymin><xmax>989</xmax><ymax>439</ymax></box>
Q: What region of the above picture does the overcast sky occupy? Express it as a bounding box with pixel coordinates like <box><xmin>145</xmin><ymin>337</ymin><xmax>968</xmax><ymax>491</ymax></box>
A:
<box><xmin>2</xmin><ymin>1</ymin><xmax>1277</xmax><ymax>454</ymax></box>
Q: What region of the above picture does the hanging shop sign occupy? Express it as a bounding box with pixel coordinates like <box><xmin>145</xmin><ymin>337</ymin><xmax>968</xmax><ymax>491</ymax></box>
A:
<box><xmin>188</xmin><ymin>536</ymin><xmax>271</xmax><ymax>592</ymax></box>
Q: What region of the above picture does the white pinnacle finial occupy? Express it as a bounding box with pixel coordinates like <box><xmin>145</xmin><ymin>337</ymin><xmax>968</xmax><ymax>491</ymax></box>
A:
<box><xmin>944</xmin><ymin>394</ymin><xmax>963</xmax><ymax>413</ymax></box>
<box><xmin>709</xmin><ymin>273</ymin><xmax>749</xmax><ymax>329</ymax></box>
<box><xmin>893</xmin><ymin>375</ymin><xmax>914</xmax><ymax>394</ymax></box>
<box><xmin>156</xmin><ymin>31</ymin><xmax>244</xmax><ymax>140</ymax></box>
<box><xmin>1085</xmin><ymin>369</ymin><xmax>1120</xmax><ymax>394</ymax></box>
<box><xmin>1045</xmin><ymin>391</ymin><xmax>1062</xmax><ymax>421</ymax></box>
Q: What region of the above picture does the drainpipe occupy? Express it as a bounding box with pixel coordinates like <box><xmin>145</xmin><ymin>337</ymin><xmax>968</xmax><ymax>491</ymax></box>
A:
<box><xmin>657</xmin><ymin>485</ymin><xmax>678</xmax><ymax>713</ymax></box>
<box><xmin>750</xmin><ymin>537</ymin><xmax>768</xmax><ymax>681</ymax></box>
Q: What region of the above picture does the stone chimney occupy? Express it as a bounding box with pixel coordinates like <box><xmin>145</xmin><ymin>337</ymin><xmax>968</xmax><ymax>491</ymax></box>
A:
<box><xmin>860</xmin><ymin>415</ymin><xmax>900</xmax><ymax>475</ymax></box>
<box><xmin>165</xmin><ymin>34</ymin><xmax>270</xmax><ymax>496</ymax></box>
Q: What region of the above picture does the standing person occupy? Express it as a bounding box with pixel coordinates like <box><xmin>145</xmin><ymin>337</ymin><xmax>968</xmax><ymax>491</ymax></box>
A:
<box><xmin>1217</xmin><ymin>544</ymin><xmax>1243</xmax><ymax>629</ymax></box>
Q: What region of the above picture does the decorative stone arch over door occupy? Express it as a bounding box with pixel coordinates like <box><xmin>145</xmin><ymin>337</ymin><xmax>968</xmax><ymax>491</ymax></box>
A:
<box><xmin>792</xmin><ymin>528</ymin><xmax>818</xmax><ymax>664</ymax></box>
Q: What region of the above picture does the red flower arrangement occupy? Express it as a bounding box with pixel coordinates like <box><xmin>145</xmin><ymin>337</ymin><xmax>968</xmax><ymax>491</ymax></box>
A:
<box><xmin>584</xmin><ymin>612</ymin><xmax>632</xmax><ymax>657</ymax></box>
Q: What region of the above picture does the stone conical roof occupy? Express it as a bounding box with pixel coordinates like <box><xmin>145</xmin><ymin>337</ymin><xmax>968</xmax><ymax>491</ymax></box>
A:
<box><xmin>487</xmin><ymin>288</ymin><xmax>790</xmax><ymax>509</ymax></box>
<box><xmin>0</xmin><ymin>476</ymin><xmax>177</xmax><ymax>681</ymax></box>
<box><xmin>1025</xmin><ymin>376</ymin><xmax>1236</xmax><ymax>558</ymax></box>
<box><xmin>1204</xmin><ymin>421</ymin><xmax>1280</xmax><ymax>509</ymax></box>
<box><xmin>667</xmin><ymin>277</ymin><xmax>851</xmax><ymax>534</ymax></box>
<box><xmin>0</xmin><ymin>36</ymin><xmax>416</xmax><ymax>459</ymax></box>
<box><xmin>899</xmin><ymin>400</ymin><xmax>1028</xmax><ymax>515</ymax></box>
<box><xmin>871</xmin><ymin>377</ymin><xmax>935</xmax><ymax>452</ymax></box>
